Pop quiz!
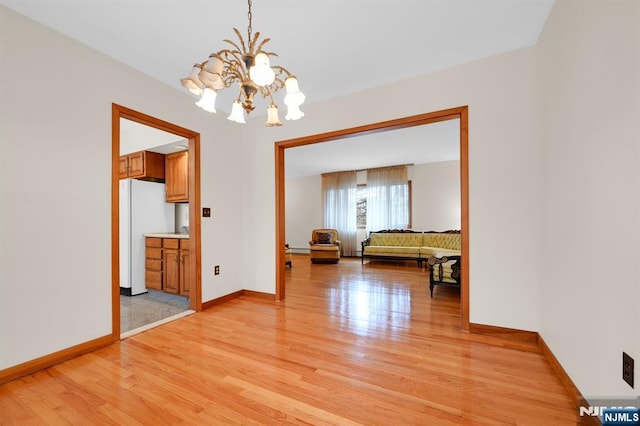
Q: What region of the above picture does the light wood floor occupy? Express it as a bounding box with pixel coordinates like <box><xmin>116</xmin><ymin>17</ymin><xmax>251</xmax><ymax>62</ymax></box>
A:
<box><xmin>0</xmin><ymin>255</ymin><xmax>577</xmax><ymax>425</ymax></box>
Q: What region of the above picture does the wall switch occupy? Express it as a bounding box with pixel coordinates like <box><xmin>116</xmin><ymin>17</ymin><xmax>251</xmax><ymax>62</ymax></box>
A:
<box><xmin>203</xmin><ymin>207</ymin><xmax>211</xmax><ymax>217</ymax></box>
<box><xmin>623</xmin><ymin>352</ymin><xmax>634</xmax><ymax>388</ymax></box>
<box><xmin>214</xmin><ymin>265</ymin><xmax>220</xmax><ymax>275</ymax></box>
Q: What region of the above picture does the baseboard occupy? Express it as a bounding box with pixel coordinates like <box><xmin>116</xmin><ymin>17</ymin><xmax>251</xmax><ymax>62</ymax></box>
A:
<box><xmin>0</xmin><ymin>334</ymin><xmax>113</xmax><ymax>385</ymax></box>
<box><xmin>470</xmin><ymin>323</ymin><xmax>599</xmax><ymax>424</ymax></box>
<box><xmin>469</xmin><ymin>322</ymin><xmax>538</xmax><ymax>343</ymax></box>
<box><xmin>242</xmin><ymin>290</ymin><xmax>277</xmax><ymax>301</ymax></box>
<box><xmin>538</xmin><ymin>335</ymin><xmax>602</xmax><ymax>426</ymax></box>
<box><xmin>202</xmin><ymin>289</ymin><xmax>277</xmax><ymax>311</ymax></box>
<box><xmin>202</xmin><ymin>290</ymin><xmax>244</xmax><ymax>310</ymax></box>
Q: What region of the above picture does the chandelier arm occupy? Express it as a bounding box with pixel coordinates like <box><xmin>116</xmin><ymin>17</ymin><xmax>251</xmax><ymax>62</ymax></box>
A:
<box><xmin>249</xmin><ymin>31</ymin><xmax>261</xmax><ymax>53</ymax></box>
<box><xmin>260</xmin><ymin>50</ymin><xmax>278</xmax><ymax>58</ymax></box>
<box><xmin>222</xmin><ymin>39</ymin><xmax>244</xmax><ymax>55</ymax></box>
<box><xmin>234</xmin><ymin>86</ymin><xmax>243</xmax><ymax>102</ymax></box>
<box><xmin>221</xmin><ymin>74</ymin><xmax>238</xmax><ymax>88</ymax></box>
<box><xmin>218</xmin><ymin>49</ymin><xmax>249</xmax><ymax>81</ymax></box>
<box><xmin>260</xmin><ymin>76</ymin><xmax>285</xmax><ymax>95</ymax></box>
<box><xmin>256</xmin><ymin>86</ymin><xmax>269</xmax><ymax>100</ymax></box>
<box><xmin>271</xmin><ymin>65</ymin><xmax>294</xmax><ymax>79</ymax></box>
<box><xmin>254</xmin><ymin>38</ymin><xmax>273</xmax><ymax>55</ymax></box>
<box><xmin>232</xmin><ymin>28</ymin><xmax>248</xmax><ymax>54</ymax></box>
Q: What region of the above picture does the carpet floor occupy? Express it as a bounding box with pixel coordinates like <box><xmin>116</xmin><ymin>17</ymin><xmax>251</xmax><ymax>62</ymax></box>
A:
<box><xmin>120</xmin><ymin>290</ymin><xmax>190</xmax><ymax>333</ymax></box>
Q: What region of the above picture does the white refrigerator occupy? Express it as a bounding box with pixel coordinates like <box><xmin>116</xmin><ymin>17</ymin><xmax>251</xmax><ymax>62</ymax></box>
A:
<box><xmin>119</xmin><ymin>178</ymin><xmax>175</xmax><ymax>295</ymax></box>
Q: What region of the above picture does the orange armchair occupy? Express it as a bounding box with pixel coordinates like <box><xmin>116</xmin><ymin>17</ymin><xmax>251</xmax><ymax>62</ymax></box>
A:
<box><xmin>309</xmin><ymin>229</ymin><xmax>341</xmax><ymax>264</ymax></box>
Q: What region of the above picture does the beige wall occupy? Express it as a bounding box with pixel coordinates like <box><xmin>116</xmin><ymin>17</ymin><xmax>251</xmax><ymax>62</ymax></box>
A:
<box><xmin>3</xmin><ymin>0</ymin><xmax>637</xmax><ymax>401</ymax></box>
<box><xmin>0</xmin><ymin>6</ymin><xmax>244</xmax><ymax>369</ymax></box>
<box><xmin>537</xmin><ymin>0</ymin><xmax>640</xmax><ymax>400</ymax></box>
<box><xmin>412</xmin><ymin>161</ymin><xmax>461</xmax><ymax>231</ymax></box>
<box><xmin>243</xmin><ymin>45</ymin><xmax>543</xmax><ymax>332</ymax></box>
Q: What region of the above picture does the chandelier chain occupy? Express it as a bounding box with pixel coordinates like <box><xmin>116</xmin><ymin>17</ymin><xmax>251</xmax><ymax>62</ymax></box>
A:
<box><xmin>247</xmin><ymin>0</ymin><xmax>253</xmax><ymax>45</ymax></box>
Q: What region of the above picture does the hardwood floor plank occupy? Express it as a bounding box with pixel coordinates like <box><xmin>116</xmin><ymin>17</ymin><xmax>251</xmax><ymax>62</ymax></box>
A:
<box><xmin>0</xmin><ymin>255</ymin><xmax>578</xmax><ymax>424</ymax></box>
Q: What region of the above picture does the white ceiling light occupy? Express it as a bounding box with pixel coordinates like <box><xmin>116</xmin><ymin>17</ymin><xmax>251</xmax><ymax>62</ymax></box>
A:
<box><xmin>180</xmin><ymin>0</ymin><xmax>305</xmax><ymax>126</ymax></box>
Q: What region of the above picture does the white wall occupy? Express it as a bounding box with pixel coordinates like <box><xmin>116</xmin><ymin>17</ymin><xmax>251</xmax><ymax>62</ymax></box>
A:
<box><xmin>285</xmin><ymin>160</ymin><xmax>461</xmax><ymax>253</ymax></box>
<box><xmin>537</xmin><ymin>0</ymin><xmax>640</xmax><ymax>400</ymax></box>
<box><xmin>4</xmin><ymin>0</ymin><xmax>636</xmax><ymax>403</ymax></box>
<box><xmin>243</xmin><ymin>45</ymin><xmax>543</xmax><ymax>332</ymax></box>
<box><xmin>285</xmin><ymin>175</ymin><xmax>322</xmax><ymax>251</ymax></box>
<box><xmin>412</xmin><ymin>161</ymin><xmax>461</xmax><ymax>231</ymax></box>
<box><xmin>0</xmin><ymin>6</ymin><xmax>244</xmax><ymax>370</ymax></box>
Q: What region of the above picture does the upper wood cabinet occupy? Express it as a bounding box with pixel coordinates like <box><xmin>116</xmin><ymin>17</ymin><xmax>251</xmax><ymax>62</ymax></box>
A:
<box><xmin>119</xmin><ymin>151</ymin><xmax>165</xmax><ymax>182</ymax></box>
<box><xmin>165</xmin><ymin>151</ymin><xmax>189</xmax><ymax>203</ymax></box>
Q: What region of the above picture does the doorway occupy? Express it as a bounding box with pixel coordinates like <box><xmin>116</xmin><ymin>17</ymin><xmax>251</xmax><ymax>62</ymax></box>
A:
<box><xmin>111</xmin><ymin>104</ymin><xmax>202</xmax><ymax>341</ymax></box>
<box><xmin>274</xmin><ymin>106</ymin><xmax>470</xmax><ymax>330</ymax></box>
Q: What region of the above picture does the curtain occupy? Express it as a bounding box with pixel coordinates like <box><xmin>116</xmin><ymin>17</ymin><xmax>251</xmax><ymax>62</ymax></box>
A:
<box><xmin>366</xmin><ymin>165</ymin><xmax>409</xmax><ymax>232</ymax></box>
<box><xmin>322</xmin><ymin>171</ymin><xmax>358</xmax><ymax>256</ymax></box>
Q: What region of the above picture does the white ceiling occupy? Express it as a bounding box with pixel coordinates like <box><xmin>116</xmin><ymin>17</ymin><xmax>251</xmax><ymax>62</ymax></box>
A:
<box><xmin>1</xmin><ymin>0</ymin><xmax>554</xmax><ymax>113</ymax></box>
<box><xmin>120</xmin><ymin>118</ymin><xmax>188</xmax><ymax>155</ymax></box>
<box><xmin>285</xmin><ymin>119</ymin><xmax>460</xmax><ymax>178</ymax></box>
<box><xmin>2</xmin><ymin>0</ymin><xmax>554</xmax><ymax>176</ymax></box>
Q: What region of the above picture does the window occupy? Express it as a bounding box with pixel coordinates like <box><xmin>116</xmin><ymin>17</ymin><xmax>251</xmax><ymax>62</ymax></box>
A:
<box><xmin>356</xmin><ymin>184</ymin><xmax>367</xmax><ymax>229</ymax></box>
<box><xmin>357</xmin><ymin>181</ymin><xmax>412</xmax><ymax>230</ymax></box>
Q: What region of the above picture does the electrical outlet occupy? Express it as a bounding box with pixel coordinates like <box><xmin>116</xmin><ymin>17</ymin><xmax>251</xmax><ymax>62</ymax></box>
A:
<box><xmin>623</xmin><ymin>352</ymin><xmax>634</xmax><ymax>388</ymax></box>
<box><xmin>214</xmin><ymin>265</ymin><xmax>220</xmax><ymax>275</ymax></box>
<box><xmin>203</xmin><ymin>207</ymin><xmax>211</xmax><ymax>217</ymax></box>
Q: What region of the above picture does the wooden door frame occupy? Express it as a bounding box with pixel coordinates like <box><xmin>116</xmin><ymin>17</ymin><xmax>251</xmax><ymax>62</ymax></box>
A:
<box><xmin>274</xmin><ymin>106</ymin><xmax>470</xmax><ymax>331</ymax></box>
<box><xmin>111</xmin><ymin>104</ymin><xmax>202</xmax><ymax>341</ymax></box>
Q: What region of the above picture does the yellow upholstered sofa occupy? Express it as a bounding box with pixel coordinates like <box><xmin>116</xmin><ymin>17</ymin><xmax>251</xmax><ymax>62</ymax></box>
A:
<box><xmin>362</xmin><ymin>229</ymin><xmax>462</xmax><ymax>296</ymax></box>
<box><xmin>361</xmin><ymin>230</ymin><xmax>461</xmax><ymax>267</ymax></box>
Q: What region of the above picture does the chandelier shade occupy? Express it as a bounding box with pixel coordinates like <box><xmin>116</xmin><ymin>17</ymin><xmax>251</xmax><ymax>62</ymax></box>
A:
<box><xmin>181</xmin><ymin>0</ymin><xmax>305</xmax><ymax>126</ymax></box>
<box><xmin>227</xmin><ymin>101</ymin><xmax>247</xmax><ymax>123</ymax></box>
<box><xmin>180</xmin><ymin>65</ymin><xmax>204</xmax><ymax>96</ymax></box>
<box><xmin>265</xmin><ymin>104</ymin><xmax>283</xmax><ymax>127</ymax></box>
<box><xmin>195</xmin><ymin>88</ymin><xmax>217</xmax><ymax>113</ymax></box>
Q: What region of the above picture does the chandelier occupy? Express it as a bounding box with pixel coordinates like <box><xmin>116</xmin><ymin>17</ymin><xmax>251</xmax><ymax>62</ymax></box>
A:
<box><xmin>180</xmin><ymin>0</ymin><xmax>305</xmax><ymax>126</ymax></box>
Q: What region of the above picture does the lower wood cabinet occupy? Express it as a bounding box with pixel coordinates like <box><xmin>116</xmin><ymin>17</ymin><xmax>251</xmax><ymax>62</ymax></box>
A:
<box><xmin>145</xmin><ymin>237</ymin><xmax>163</xmax><ymax>290</ymax></box>
<box><xmin>145</xmin><ymin>237</ymin><xmax>190</xmax><ymax>296</ymax></box>
<box><xmin>179</xmin><ymin>239</ymin><xmax>191</xmax><ymax>297</ymax></box>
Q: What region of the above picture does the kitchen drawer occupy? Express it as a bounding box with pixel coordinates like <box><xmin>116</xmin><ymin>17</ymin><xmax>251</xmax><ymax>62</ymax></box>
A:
<box><xmin>163</xmin><ymin>238</ymin><xmax>180</xmax><ymax>249</ymax></box>
<box><xmin>146</xmin><ymin>247</ymin><xmax>162</xmax><ymax>259</ymax></box>
<box><xmin>146</xmin><ymin>271</ymin><xmax>162</xmax><ymax>290</ymax></box>
<box><xmin>179</xmin><ymin>239</ymin><xmax>190</xmax><ymax>249</ymax></box>
<box><xmin>145</xmin><ymin>258</ymin><xmax>162</xmax><ymax>271</ymax></box>
<box><xmin>146</xmin><ymin>237</ymin><xmax>162</xmax><ymax>248</ymax></box>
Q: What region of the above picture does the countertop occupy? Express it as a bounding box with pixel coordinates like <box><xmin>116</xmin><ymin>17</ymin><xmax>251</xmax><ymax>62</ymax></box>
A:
<box><xmin>144</xmin><ymin>233</ymin><xmax>190</xmax><ymax>239</ymax></box>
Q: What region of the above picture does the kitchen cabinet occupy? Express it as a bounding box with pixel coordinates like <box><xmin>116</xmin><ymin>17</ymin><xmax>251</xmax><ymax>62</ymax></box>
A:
<box><xmin>162</xmin><ymin>238</ymin><xmax>190</xmax><ymax>296</ymax></box>
<box><xmin>165</xmin><ymin>151</ymin><xmax>189</xmax><ymax>202</ymax></box>
<box><xmin>145</xmin><ymin>237</ymin><xmax>163</xmax><ymax>290</ymax></box>
<box><xmin>120</xmin><ymin>151</ymin><xmax>165</xmax><ymax>182</ymax></box>
<box><xmin>179</xmin><ymin>239</ymin><xmax>191</xmax><ymax>297</ymax></box>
